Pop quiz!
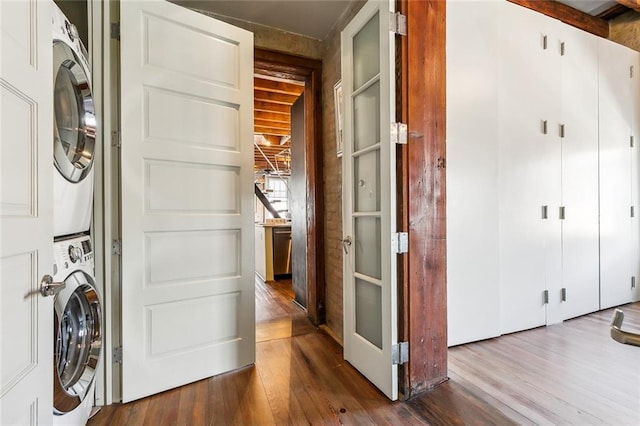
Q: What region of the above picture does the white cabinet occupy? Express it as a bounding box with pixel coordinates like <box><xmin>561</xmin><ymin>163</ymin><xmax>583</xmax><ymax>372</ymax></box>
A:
<box><xmin>447</xmin><ymin>1</ymin><xmax>635</xmax><ymax>345</ymax></box>
<box><xmin>599</xmin><ymin>38</ymin><xmax>640</xmax><ymax>308</ymax></box>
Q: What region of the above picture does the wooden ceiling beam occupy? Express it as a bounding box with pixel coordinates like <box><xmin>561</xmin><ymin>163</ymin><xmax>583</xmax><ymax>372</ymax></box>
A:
<box><xmin>615</xmin><ymin>0</ymin><xmax>640</xmax><ymax>12</ymax></box>
<box><xmin>254</xmin><ymin>100</ymin><xmax>291</xmax><ymax>114</ymax></box>
<box><xmin>255</xmin><ymin>119</ymin><xmax>290</xmax><ymax>130</ymax></box>
<box><xmin>507</xmin><ymin>0</ymin><xmax>609</xmax><ymax>38</ymax></box>
<box><xmin>255</xmin><ymin>126</ymin><xmax>290</xmax><ymax>136</ymax></box>
<box><xmin>255</xmin><ymin>110</ymin><xmax>290</xmax><ymax>124</ymax></box>
<box><xmin>254</xmin><ymin>77</ymin><xmax>304</xmax><ymax>96</ymax></box>
<box><xmin>254</xmin><ymin>89</ymin><xmax>299</xmax><ymax>105</ymax></box>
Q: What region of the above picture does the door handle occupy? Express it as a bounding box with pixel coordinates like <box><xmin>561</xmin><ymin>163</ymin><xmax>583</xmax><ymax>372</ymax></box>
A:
<box><xmin>39</xmin><ymin>275</ymin><xmax>66</xmax><ymax>297</ymax></box>
<box><xmin>342</xmin><ymin>236</ymin><xmax>352</xmax><ymax>254</ymax></box>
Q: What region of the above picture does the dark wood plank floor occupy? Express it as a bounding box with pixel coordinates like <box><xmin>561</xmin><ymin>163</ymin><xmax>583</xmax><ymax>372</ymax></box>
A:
<box><xmin>90</xmin><ymin>279</ymin><xmax>640</xmax><ymax>425</ymax></box>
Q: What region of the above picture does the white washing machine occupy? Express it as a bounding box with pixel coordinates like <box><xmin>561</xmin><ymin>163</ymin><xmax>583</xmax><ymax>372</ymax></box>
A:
<box><xmin>52</xmin><ymin>234</ymin><xmax>102</xmax><ymax>425</ymax></box>
<box><xmin>52</xmin><ymin>4</ymin><xmax>96</xmax><ymax>238</ymax></box>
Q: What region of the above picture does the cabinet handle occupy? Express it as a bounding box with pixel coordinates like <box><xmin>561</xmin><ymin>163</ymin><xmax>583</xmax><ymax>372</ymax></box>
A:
<box><xmin>560</xmin><ymin>124</ymin><xmax>565</xmax><ymax>138</ymax></box>
<box><xmin>559</xmin><ymin>206</ymin><xmax>566</xmax><ymax>220</ymax></box>
<box><xmin>542</xmin><ymin>34</ymin><xmax>548</xmax><ymax>50</ymax></box>
<box><xmin>541</xmin><ymin>120</ymin><xmax>548</xmax><ymax>135</ymax></box>
<box><xmin>542</xmin><ymin>205</ymin><xmax>548</xmax><ymax>219</ymax></box>
<box><xmin>561</xmin><ymin>288</ymin><xmax>567</xmax><ymax>302</ymax></box>
<box><xmin>560</xmin><ymin>41</ymin><xmax>565</xmax><ymax>56</ymax></box>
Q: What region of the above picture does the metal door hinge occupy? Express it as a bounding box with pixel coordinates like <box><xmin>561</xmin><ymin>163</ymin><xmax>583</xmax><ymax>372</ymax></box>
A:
<box><xmin>543</xmin><ymin>290</ymin><xmax>549</xmax><ymax>304</ymax></box>
<box><xmin>632</xmin><ymin>276</ymin><xmax>636</xmax><ymax>289</ymax></box>
<box><xmin>112</xmin><ymin>240</ymin><xmax>122</xmax><ymax>256</ymax></box>
<box><xmin>561</xmin><ymin>287</ymin><xmax>567</xmax><ymax>302</ymax></box>
<box><xmin>391</xmin><ymin>122</ymin><xmax>408</xmax><ymax>145</ymax></box>
<box><xmin>392</xmin><ymin>342</ymin><xmax>409</xmax><ymax>365</ymax></box>
<box><xmin>390</xmin><ymin>12</ymin><xmax>407</xmax><ymax>36</ymax></box>
<box><xmin>111</xmin><ymin>130</ymin><xmax>121</xmax><ymax>148</ymax></box>
<box><xmin>113</xmin><ymin>346</ymin><xmax>123</xmax><ymax>363</ymax></box>
<box><xmin>111</xmin><ymin>22</ymin><xmax>120</xmax><ymax>41</ymax></box>
<box><xmin>392</xmin><ymin>232</ymin><xmax>408</xmax><ymax>254</ymax></box>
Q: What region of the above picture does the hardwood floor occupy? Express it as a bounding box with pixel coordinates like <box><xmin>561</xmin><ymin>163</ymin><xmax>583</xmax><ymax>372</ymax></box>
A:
<box><xmin>89</xmin><ymin>281</ymin><xmax>640</xmax><ymax>425</ymax></box>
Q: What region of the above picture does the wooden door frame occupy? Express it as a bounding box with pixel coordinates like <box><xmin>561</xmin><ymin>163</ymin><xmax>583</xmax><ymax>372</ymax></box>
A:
<box><xmin>397</xmin><ymin>0</ymin><xmax>448</xmax><ymax>399</ymax></box>
<box><xmin>254</xmin><ymin>49</ymin><xmax>325</xmax><ymax>325</ymax></box>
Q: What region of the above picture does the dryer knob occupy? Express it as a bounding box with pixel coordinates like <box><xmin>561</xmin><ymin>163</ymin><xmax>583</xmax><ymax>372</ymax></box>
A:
<box><xmin>68</xmin><ymin>245</ymin><xmax>82</xmax><ymax>263</ymax></box>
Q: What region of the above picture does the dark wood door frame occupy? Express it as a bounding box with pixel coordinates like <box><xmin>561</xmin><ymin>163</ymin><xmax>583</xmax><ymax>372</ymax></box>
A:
<box><xmin>254</xmin><ymin>49</ymin><xmax>325</xmax><ymax>325</ymax></box>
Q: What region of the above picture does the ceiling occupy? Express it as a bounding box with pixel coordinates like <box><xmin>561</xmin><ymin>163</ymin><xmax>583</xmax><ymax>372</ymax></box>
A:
<box><xmin>173</xmin><ymin>0</ymin><xmax>353</xmax><ymax>40</ymax></box>
<box><xmin>556</xmin><ymin>0</ymin><xmax>619</xmax><ymax>15</ymax></box>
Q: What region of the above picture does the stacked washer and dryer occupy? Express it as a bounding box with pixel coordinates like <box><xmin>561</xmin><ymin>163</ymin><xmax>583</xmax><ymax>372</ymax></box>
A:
<box><xmin>52</xmin><ymin>4</ymin><xmax>102</xmax><ymax>425</ymax></box>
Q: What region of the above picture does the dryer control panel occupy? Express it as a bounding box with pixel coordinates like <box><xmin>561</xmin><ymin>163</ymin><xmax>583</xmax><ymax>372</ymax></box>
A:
<box><xmin>53</xmin><ymin>234</ymin><xmax>94</xmax><ymax>278</ymax></box>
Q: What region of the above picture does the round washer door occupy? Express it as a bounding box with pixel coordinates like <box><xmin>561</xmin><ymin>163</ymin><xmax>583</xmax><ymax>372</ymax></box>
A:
<box><xmin>53</xmin><ymin>40</ymin><xmax>96</xmax><ymax>183</ymax></box>
<box><xmin>53</xmin><ymin>271</ymin><xmax>102</xmax><ymax>414</ymax></box>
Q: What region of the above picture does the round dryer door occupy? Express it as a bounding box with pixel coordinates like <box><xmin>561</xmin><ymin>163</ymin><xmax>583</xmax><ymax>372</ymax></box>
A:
<box><xmin>53</xmin><ymin>41</ymin><xmax>96</xmax><ymax>183</ymax></box>
<box><xmin>53</xmin><ymin>271</ymin><xmax>102</xmax><ymax>414</ymax></box>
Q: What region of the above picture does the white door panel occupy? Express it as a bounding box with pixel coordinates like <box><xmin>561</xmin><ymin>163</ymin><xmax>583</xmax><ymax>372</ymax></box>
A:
<box><xmin>120</xmin><ymin>0</ymin><xmax>254</xmax><ymax>402</ymax></box>
<box><xmin>555</xmin><ymin>23</ymin><xmax>599</xmax><ymax>322</ymax></box>
<box><xmin>446</xmin><ymin>0</ymin><xmax>501</xmax><ymax>346</ymax></box>
<box><xmin>599</xmin><ymin>38</ymin><xmax>634</xmax><ymax>309</ymax></box>
<box><xmin>342</xmin><ymin>0</ymin><xmax>397</xmax><ymax>400</ymax></box>
<box><xmin>498</xmin><ymin>2</ymin><xmax>559</xmax><ymax>333</ymax></box>
<box><xmin>1</xmin><ymin>0</ymin><xmax>54</xmax><ymax>423</ymax></box>
<box><xmin>631</xmin><ymin>52</ymin><xmax>640</xmax><ymax>302</ymax></box>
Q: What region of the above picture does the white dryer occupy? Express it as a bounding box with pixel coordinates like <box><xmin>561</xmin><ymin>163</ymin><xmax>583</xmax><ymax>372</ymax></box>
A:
<box><xmin>52</xmin><ymin>4</ymin><xmax>96</xmax><ymax>238</ymax></box>
<box><xmin>52</xmin><ymin>234</ymin><xmax>102</xmax><ymax>425</ymax></box>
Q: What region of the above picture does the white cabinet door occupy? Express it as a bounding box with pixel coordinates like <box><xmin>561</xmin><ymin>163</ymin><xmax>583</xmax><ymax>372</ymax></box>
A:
<box><xmin>120</xmin><ymin>0</ymin><xmax>255</xmax><ymax>402</ymax></box>
<box><xmin>446</xmin><ymin>0</ymin><xmax>501</xmax><ymax>346</ymax></box>
<box><xmin>0</xmin><ymin>0</ymin><xmax>54</xmax><ymax>424</ymax></box>
<box><xmin>599</xmin><ymin>38</ymin><xmax>635</xmax><ymax>309</ymax></box>
<box><xmin>341</xmin><ymin>0</ymin><xmax>398</xmax><ymax>400</ymax></box>
<box><xmin>498</xmin><ymin>2</ymin><xmax>560</xmax><ymax>334</ymax></box>
<box><xmin>553</xmin><ymin>22</ymin><xmax>600</xmax><ymax>323</ymax></box>
<box><xmin>631</xmin><ymin>52</ymin><xmax>640</xmax><ymax>303</ymax></box>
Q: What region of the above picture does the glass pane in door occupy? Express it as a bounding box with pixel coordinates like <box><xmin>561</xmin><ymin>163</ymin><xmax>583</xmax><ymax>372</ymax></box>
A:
<box><xmin>353</xmin><ymin>81</ymin><xmax>380</xmax><ymax>152</ymax></box>
<box><xmin>354</xmin><ymin>150</ymin><xmax>380</xmax><ymax>212</ymax></box>
<box><xmin>354</xmin><ymin>216</ymin><xmax>381</xmax><ymax>279</ymax></box>
<box><xmin>355</xmin><ymin>278</ymin><xmax>382</xmax><ymax>349</ymax></box>
<box><xmin>352</xmin><ymin>11</ymin><xmax>380</xmax><ymax>90</ymax></box>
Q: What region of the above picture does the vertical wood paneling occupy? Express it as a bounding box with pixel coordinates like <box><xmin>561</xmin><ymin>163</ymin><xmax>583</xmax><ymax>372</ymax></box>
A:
<box><xmin>405</xmin><ymin>0</ymin><xmax>448</xmax><ymax>396</ymax></box>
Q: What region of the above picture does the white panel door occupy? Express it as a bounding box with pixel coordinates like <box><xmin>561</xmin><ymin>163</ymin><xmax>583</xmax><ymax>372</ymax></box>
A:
<box><xmin>120</xmin><ymin>0</ymin><xmax>255</xmax><ymax>402</ymax></box>
<box><xmin>599</xmin><ymin>38</ymin><xmax>634</xmax><ymax>309</ymax></box>
<box><xmin>341</xmin><ymin>0</ymin><xmax>398</xmax><ymax>400</ymax></box>
<box><xmin>553</xmin><ymin>22</ymin><xmax>599</xmax><ymax>323</ymax></box>
<box><xmin>446</xmin><ymin>0</ymin><xmax>501</xmax><ymax>346</ymax></box>
<box><xmin>498</xmin><ymin>2</ymin><xmax>560</xmax><ymax>334</ymax></box>
<box><xmin>0</xmin><ymin>0</ymin><xmax>54</xmax><ymax>424</ymax></box>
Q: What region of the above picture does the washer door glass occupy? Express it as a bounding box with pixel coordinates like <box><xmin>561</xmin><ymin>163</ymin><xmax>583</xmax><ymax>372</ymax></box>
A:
<box><xmin>53</xmin><ymin>41</ymin><xmax>96</xmax><ymax>183</ymax></box>
<box><xmin>54</xmin><ymin>272</ymin><xmax>101</xmax><ymax>414</ymax></box>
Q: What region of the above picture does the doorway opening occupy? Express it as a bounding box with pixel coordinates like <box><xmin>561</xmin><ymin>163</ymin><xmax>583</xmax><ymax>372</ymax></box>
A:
<box><xmin>252</xmin><ymin>49</ymin><xmax>325</xmax><ymax>337</ymax></box>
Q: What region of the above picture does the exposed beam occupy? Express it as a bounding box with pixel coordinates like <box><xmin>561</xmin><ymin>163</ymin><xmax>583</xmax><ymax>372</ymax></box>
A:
<box><xmin>254</xmin><ymin>89</ymin><xmax>299</xmax><ymax>105</ymax></box>
<box><xmin>255</xmin><ymin>119</ymin><xmax>290</xmax><ymax>130</ymax></box>
<box><xmin>255</xmin><ymin>111</ymin><xmax>290</xmax><ymax>124</ymax></box>
<box><xmin>255</xmin><ymin>126</ymin><xmax>290</xmax><ymax>136</ymax></box>
<box><xmin>254</xmin><ymin>77</ymin><xmax>304</xmax><ymax>96</ymax></box>
<box><xmin>508</xmin><ymin>0</ymin><xmax>609</xmax><ymax>38</ymax></box>
<box><xmin>254</xmin><ymin>100</ymin><xmax>291</xmax><ymax>114</ymax></box>
<box><xmin>615</xmin><ymin>0</ymin><xmax>640</xmax><ymax>12</ymax></box>
<box><xmin>597</xmin><ymin>4</ymin><xmax>631</xmax><ymax>20</ymax></box>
